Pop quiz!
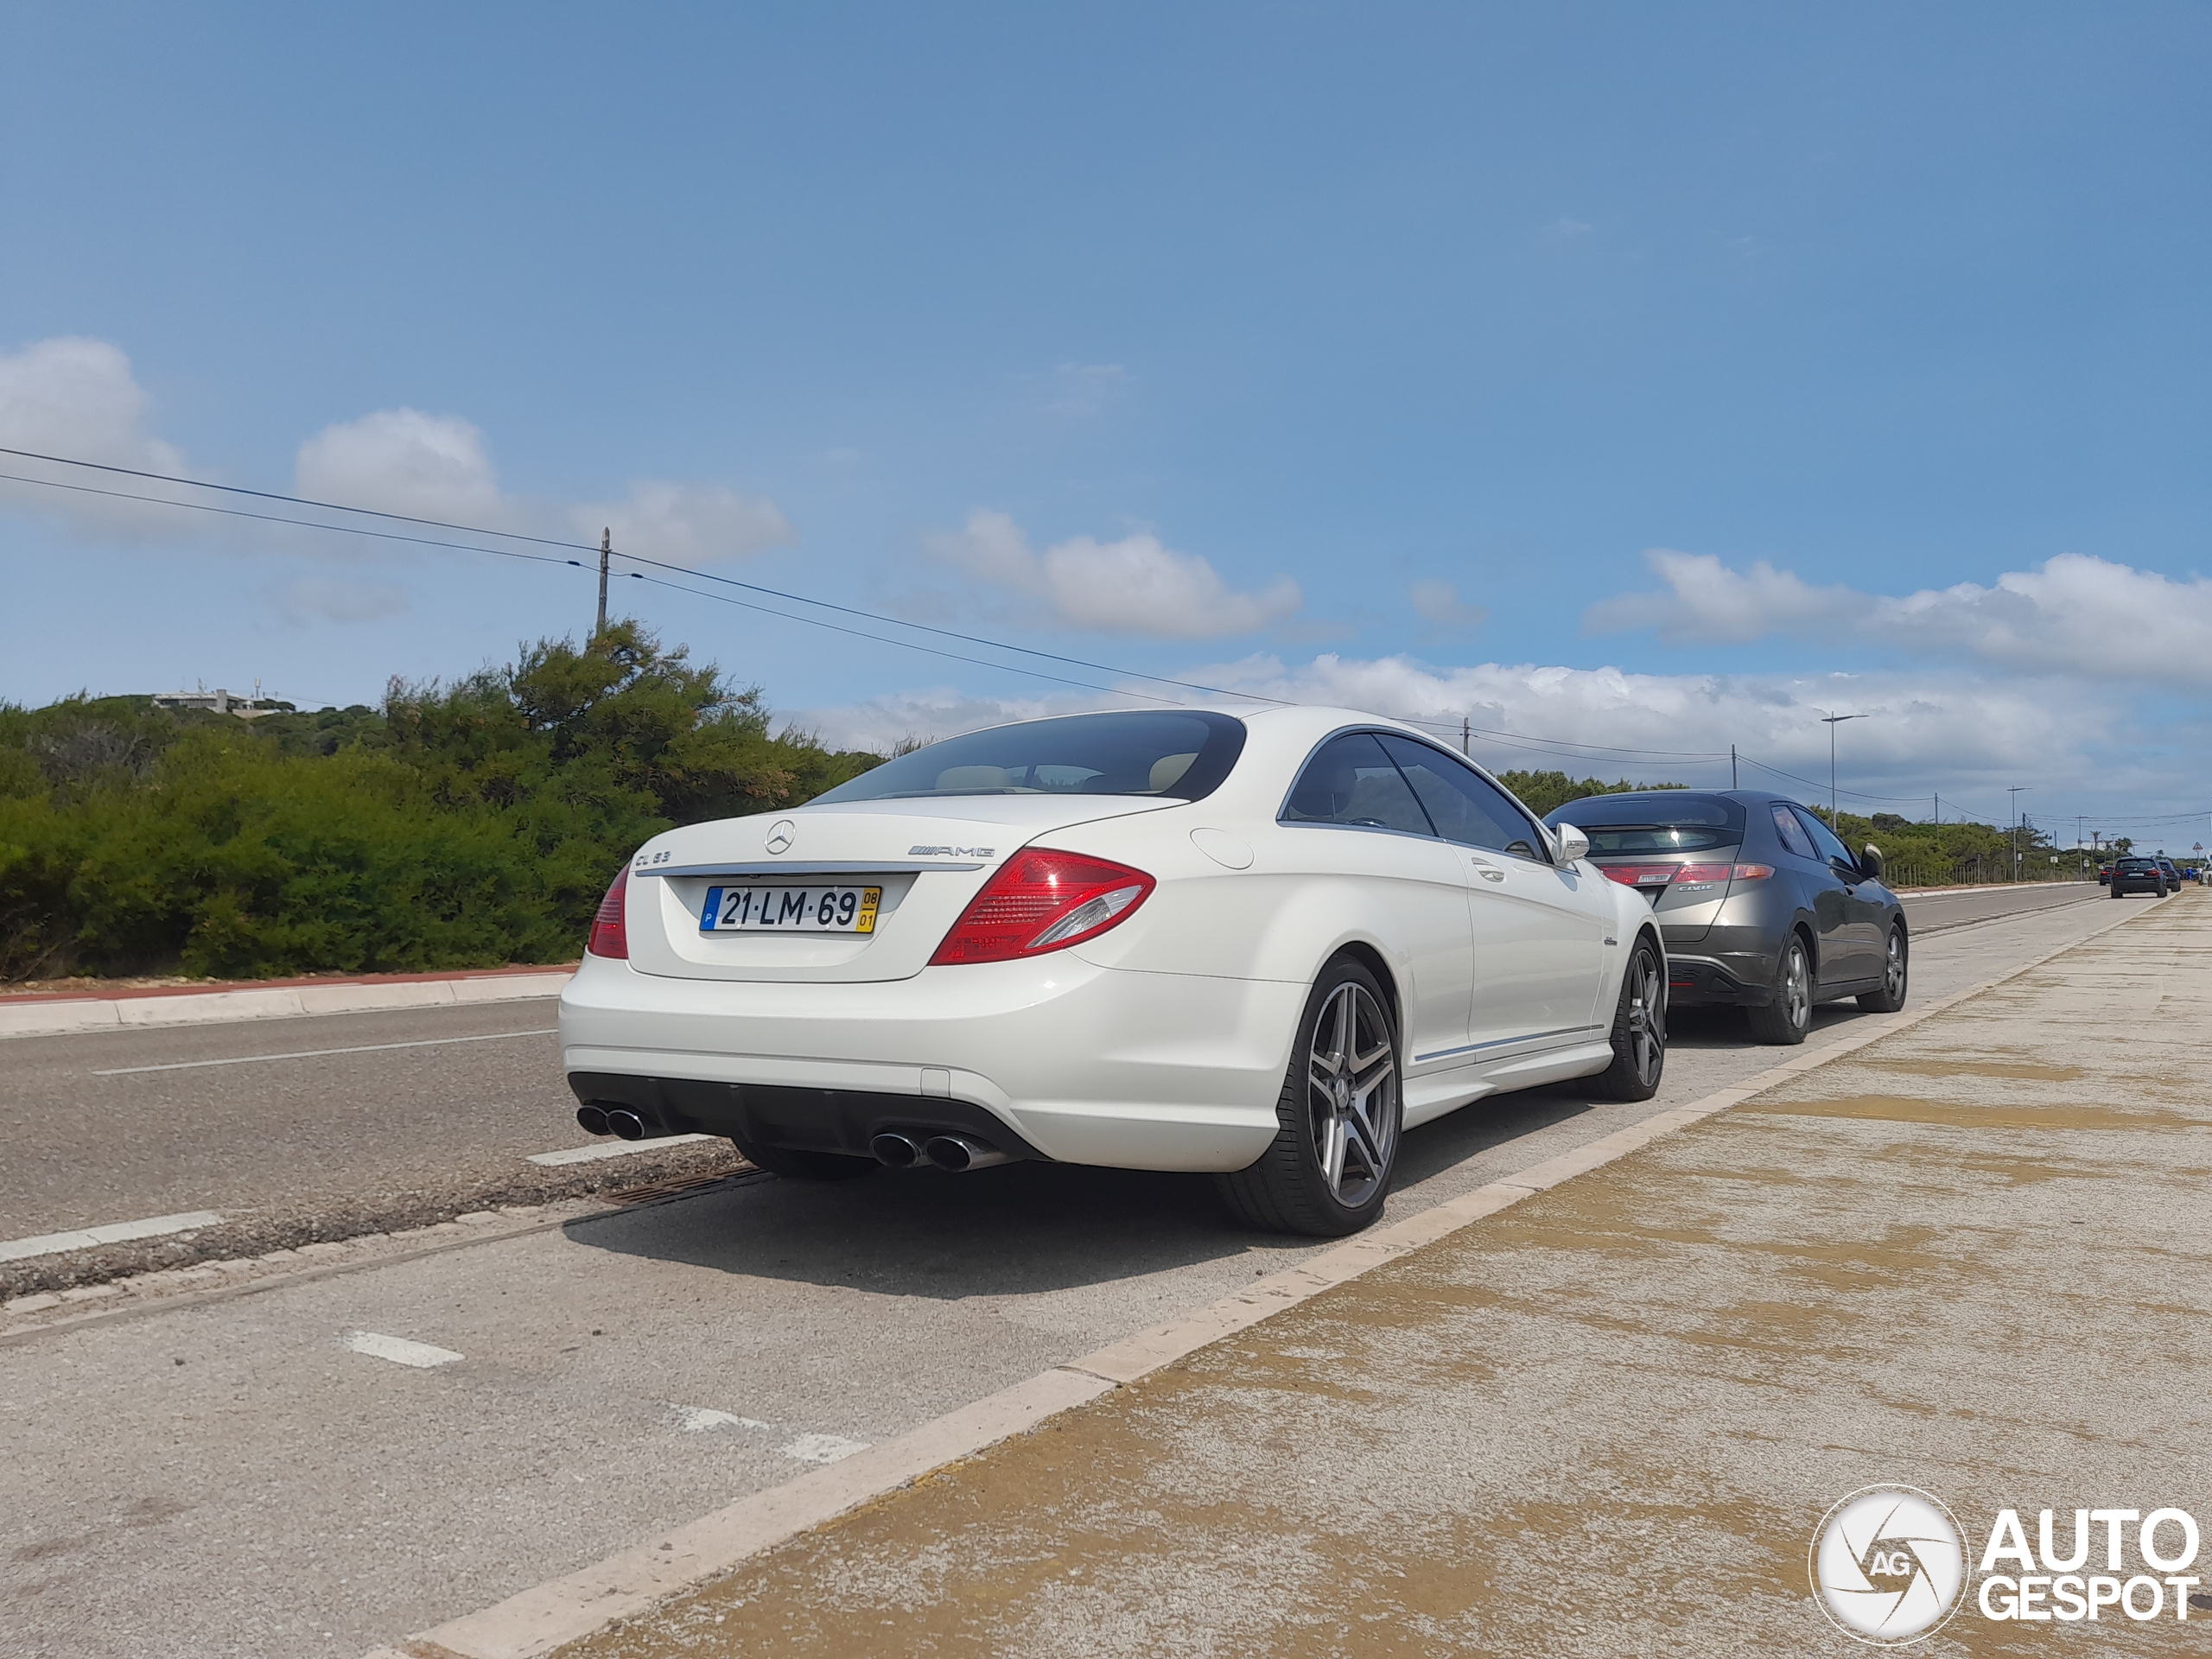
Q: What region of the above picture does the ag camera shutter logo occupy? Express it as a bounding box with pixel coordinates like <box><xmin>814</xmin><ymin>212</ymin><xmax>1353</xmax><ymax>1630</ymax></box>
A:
<box><xmin>1810</xmin><ymin>1486</ymin><xmax>1967</xmax><ymax>1644</ymax></box>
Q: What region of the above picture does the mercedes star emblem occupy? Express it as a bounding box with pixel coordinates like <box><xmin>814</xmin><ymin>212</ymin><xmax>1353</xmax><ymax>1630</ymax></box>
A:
<box><xmin>764</xmin><ymin>819</ymin><xmax>796</xmax><ymax>855</ymax></box>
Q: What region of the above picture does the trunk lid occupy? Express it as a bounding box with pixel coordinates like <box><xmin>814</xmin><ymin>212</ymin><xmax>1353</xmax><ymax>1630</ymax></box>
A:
<box><xmin>623</xmin><ymin>795</ymin><xmax>1176</xmax><ymax>982</ymax></box>
<box><xmin>1587</xmin><ymin>848</ymin><xmax>1743</xmax><ymax>944</ymax></box>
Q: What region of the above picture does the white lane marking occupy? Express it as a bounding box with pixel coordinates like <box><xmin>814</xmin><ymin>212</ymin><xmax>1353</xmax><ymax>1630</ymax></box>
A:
<box><xmin>782</xmin><ymin>1433</ymin><xmax>869</xmax><ymax>1465</ymax></box>
<box><xmin>343</xmin><ymin>1331</ymin><xmax>464</xmax><ymax>1369</ymax></box>
<box><xmin>92</xmin><ymin>1027</ymin><xmax>559</xmax><ymax>1076</ymax></box>
<box><xmin>0</xmin><ymin>1210</ymin><xmax>224</xmax><ymax>1263</ymax></box>
<box><xmin>672</xmin><ymin>1406</ymin><xmax>772</xmax><ymax>1433</ymax></box>
<box><xmin>528</xmin><ymin>1133</ymin><xmax>716</xmax><ymax>1166</ymax></box>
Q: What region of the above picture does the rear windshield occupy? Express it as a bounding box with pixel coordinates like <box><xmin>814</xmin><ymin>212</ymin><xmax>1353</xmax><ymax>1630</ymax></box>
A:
<box><xmin>2117</xmin><ymin>858</ymin><xmax>2157</xmax><ymax>871</ymax></box>
<box><xmin>810</xmin><ymin>711</ymin><xmax>1248</xmax><ymax>803</ymax></box>
<box><xmin>1544</xmin><ymin>792</ymin><xmax>1745</xmax><ymax>855</ymax></box>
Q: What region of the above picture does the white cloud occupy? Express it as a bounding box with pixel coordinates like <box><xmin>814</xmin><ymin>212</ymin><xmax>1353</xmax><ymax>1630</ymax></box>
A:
<box><xmin>797</xmin><ymin>649</ymin><xmax>2153</xmax><ymax>823</ymax></box>
<box><xmin>1409</xmin><ymin>578</ymin><xmax>1487</xmax><ymax>634</ymax></box>
<box><xmin>294</xmin><ymin>408</ymin><xmax>506</xmax><ymax>524</ymax></box>
<box><xmin>0</xmin><ymin>337</ymin><xmax>192</xmax><ymax>537</ymax></box>
<box><xmin>571</xmin><ymin>480</ymin><xmax>794</xmax><ymax>563</ymax></box>
<box><xmin>0</xmin><ymin>337</ymin><xmax>801</xmax><ymax>577</ymax></box>
<box><xmin>270</xmin><ymin>575</ymin><xmax>410</xmax><ymax>626</ymax></box>
<box><xmin>1587</xmin><ymin>548</ymin><xmax>2212</xmax><ymax>690</ymax></box>
<box><xmin>927</xmin><ymin>509</ymin><xmax>1303</xmax><ymax>639</ymax></box>
<box><xmin>783</xmin><ymin>683</ymin><xmax>1110</xmax><ymax>753</ymax></box>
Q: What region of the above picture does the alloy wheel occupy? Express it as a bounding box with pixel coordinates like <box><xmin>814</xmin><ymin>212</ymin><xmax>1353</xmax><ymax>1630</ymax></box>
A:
<box><xmin>1783</xmin><ymin>942</ymin><xmax>1811</xmax><ymax>1033</ymax></box>
<box><xmin>1307</xmin><ymin>982</ymin><xmax>1398</xmax><ymax>1205</ymax></box>
<box><xmin>1624</xmin><ymin>949</ymin><xmax>1666</xmax><ymax>1087</ymax></box>
<box><xmin>1883</xmin><ymin>931</ymin><xmax>1906</xmax><ymax>1001</ymax></box>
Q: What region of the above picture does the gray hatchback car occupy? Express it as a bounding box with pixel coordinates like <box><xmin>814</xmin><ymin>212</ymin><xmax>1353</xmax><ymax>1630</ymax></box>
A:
<box><xmin>1545</xmin><ymin>791</ymin><xmax>1908</xmax><ymax>1046</ymax></box>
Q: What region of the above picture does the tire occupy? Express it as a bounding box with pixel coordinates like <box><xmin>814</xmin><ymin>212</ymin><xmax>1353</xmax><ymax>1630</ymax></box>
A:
<box><xmin>1745</xmin><ymin>932</ymin><xmax>1814</xmax><ymax>1046</ymax></box>
<box><xmin>1858</xmin><ymin>923</ymin><xmax>1909</xmax><ymax>1013</ymax></box>
<box><xmin>2112</xmin><ymin>884</ymin><xmax>2124</xmax><ymax>899</ymax></box>
<box><xmin>729</xmin><ymin>1136</ymin><xmax>876</xmax><ymax>1180</ymax></box>
<box><xmin>1216</xmin><ymin>957</ymin><xmax>1402</xmax><ymax>1236</ymax></box>
<box><xmin>1590</xmin><ymin>935</ymin><xmax>1667</xmax><ymax>1101</ymax></box>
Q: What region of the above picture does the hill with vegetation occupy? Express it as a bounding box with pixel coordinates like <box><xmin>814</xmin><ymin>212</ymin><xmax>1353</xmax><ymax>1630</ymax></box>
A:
<box><xmin>0</xmin><ymin>622</ymin><xmax>879</xmax><ymax>982</ymax></box>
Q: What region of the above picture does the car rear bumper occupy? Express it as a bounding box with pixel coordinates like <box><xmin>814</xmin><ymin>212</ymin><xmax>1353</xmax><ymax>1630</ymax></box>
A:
<box><xmin>1662</xmin><ymin>950</ymin><xmax>1777</xmax><ymax>1007</ymax></box>
<box><xmin>557</xmin><ymin>951</ymin><xmax>1305</xmax><ymax>1173</ymax></box>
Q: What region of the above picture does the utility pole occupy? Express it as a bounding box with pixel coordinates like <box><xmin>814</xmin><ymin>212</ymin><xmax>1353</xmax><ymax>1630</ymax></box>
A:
<box><xmin>1730</xmin><ymin>744</ymin><xmax>1738</xmax><ymax>788</ymax></box>
<box><xmin>2007</xmin><ymin>785</ymin><xmax>2027</xmax><ymax>882</ymax></box>
<box><xmin>1820</xmin><ymin>713</ymin><xmax>1865</xmax><ymax>828</ymax></box>
<box><xmin>595</xmin><ymin>527</ymin><xmax>611</xmax><ymax>636</ymax></box>
<box><xmin>1460</xmin><ymin>715</ymin><xmax>1470</xmax><ymax>757</ymax></box>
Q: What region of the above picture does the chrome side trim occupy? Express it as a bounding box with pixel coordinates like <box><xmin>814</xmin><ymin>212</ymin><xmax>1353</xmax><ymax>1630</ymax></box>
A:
<box><xmin>1414</xmin><ymin>1024</ymin><xmax>1605</xmax><ymax>1065</ymax></box>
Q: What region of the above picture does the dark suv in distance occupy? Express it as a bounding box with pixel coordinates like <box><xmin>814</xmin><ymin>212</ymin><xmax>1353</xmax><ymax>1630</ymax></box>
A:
<box><xmin>2109</xmin><ymin>856</ymin><xmax>2170</xmax><ymax>898</ymax></box>
<box><xmin>1546</xmin><ymin>791</ymin><xmax>1908</xmax><ymax>1046</ymax></box>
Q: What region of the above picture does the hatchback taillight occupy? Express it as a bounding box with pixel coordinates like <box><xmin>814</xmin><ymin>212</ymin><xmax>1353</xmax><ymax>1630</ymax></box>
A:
<box><xmin>588</xmin><ymin>867</ymin><xmax>629</xmax><ymax>959</ymax></box>
<box><xmin>1676</xmin><ymin>862</ymin><xmax>1775</xmax><ymax>884</ymax></box>
<box><xmin>1603</xmin><ymin>862</ymin><xmax>1773</xmax><ymax>888</ymax></box>
<box><xmin>930</xmin><ymin>849</ymin><xmax>1155</xmax><ymax>965</ymax></box>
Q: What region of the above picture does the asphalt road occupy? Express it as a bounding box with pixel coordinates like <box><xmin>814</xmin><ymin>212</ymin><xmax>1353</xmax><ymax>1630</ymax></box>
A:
<box><xmin>0</xmin><ymin>887</ymin><xmax>2145</xmax><ymax>1659</ymax></box>
<box><xmin>1898</xmin><ymin>879</ymin><xmax>2105</xmax><ymax>931</ymax></box>
<box><xmin>1</xmin><ymin>880</ymin><xmax>2112</xmax><ymax>1263</ymax></box>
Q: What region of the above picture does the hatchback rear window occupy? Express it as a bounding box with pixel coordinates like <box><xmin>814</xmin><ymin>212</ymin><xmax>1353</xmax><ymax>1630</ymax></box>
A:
<box><xmin>2116</xmin><ymin>858</ymin><xmax>2157</xmax><ymax>871</ymax></box>
<box><xmin>1545</xmin><ymin>792</ymin><xmax>1745</xmax><ymax>855</ymax></box>
<box><xmin>810</xmin><ymin>711</ymin><xmax>1248</xmax><ymax>803</ymax></box>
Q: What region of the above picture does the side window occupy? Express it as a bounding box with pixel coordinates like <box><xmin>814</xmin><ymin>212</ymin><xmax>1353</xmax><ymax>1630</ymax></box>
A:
<box><xmin>1281</xmin><ymin>733</ymin><xmax>1437</xmax><ymax>837</ymax></box>
<box><xmin>1377</xmin><ymin>734</ymin><xmax>1547</xmax><ymax>861</ymax></box>
<box><xmin>1791</xmin><ymin>806</ymin><xmax>1858</xmax><ymax>872</ymax></box>
<box><xmin>1770</xmin><ymin>804</ymin><xmax>1817</xmax><ymax>861</ymax></box>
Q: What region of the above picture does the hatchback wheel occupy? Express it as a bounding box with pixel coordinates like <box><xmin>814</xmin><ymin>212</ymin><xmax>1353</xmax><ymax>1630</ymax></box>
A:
<box><xmin>1217</xmin><ymin>957</ymin><xmax>1401</xmax><ymax>1236</ymax></box>
<box><xmin>1591</xmin><ymin>936</ymin><xmax>1667</xmax><ymax>1100</ymax></box>
<box><xmin>1746</xmin><ymin>933</ymin><xmax>1813</xmax><ymax>1046</ymax></box>
<box><xmin>1858</xmin><ymin>924</ymin><xmax>1910</xmax><ymax>1013</ymax></box>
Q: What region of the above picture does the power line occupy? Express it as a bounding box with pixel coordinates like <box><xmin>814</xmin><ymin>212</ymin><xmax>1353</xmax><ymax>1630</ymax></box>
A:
<box><xmin>0</xmin><ymin>451</ymin><xmax>1293</xmax><ymax>709</ymax></box>
<box><xmin>10</xmin><ymin>442</ymin><xmax>2195</xmax><ymax>822</ymax></box>
<box><xmin>0</xmin><ymin>470</ymin><xmax>587</xmax><ymax>570</ymax></box>
<box><xmin>0</xmin><ymin>447</ymin><xmax>1745</xmax><ymax>761</ymax></box>
<box><xmin>626</xmin><ymin>573</ymin><xmax>1189</xmax><ymax>705</ymax></box>
<box><xmin>0</xmin><ymin>444</ymin><xmax>596</xmax><ymax>552</ymax></box>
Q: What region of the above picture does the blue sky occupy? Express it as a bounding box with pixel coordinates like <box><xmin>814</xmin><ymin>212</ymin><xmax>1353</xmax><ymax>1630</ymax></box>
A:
<box><xmin>4</xmin><ymin>3</ymin><xmax>2209</xmax><ymax>843</ymax></box>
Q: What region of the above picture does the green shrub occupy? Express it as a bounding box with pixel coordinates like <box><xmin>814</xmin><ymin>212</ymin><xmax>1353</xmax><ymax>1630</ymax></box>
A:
<box><xmin>0</xmin><ymin>622</ymin><xmax>880</xmax><ymax>981</ymax></box>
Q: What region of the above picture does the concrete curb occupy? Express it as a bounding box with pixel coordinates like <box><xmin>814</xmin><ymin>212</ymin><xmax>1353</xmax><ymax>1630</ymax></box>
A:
<box><xmin>375</xmin><ymin>893</ymin><xmax>2173</xmax><ymax>1659</ymax></box>
<box><xmin>0</xmin><ymin>969</ymin><xmax>572</xmax><ymax>1040</ymax></box>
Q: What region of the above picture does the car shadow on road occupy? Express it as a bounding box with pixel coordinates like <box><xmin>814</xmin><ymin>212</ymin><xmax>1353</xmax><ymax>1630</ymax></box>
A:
<box><xmin>559</xmin><ymin>1154</ymin><xmax>1261</xmax><ymax>1300</ymax></box>
<box><xmin>558</xmin><ymin>1006</ymin><xmax>1853</xmax><ymax>1299</ymax></box>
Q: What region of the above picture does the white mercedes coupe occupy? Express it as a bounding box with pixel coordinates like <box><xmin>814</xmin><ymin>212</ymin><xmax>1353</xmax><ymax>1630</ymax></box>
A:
<box><xmin>560</xmin><ymin>706</ymin><xmax>1666</xmax><ymax>1236</ymax></box>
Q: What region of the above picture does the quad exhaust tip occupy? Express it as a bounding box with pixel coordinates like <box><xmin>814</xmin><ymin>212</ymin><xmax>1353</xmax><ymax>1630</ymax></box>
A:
<box><xmin>576</xmin><ymin>1103</ymin><xmax>653</xmax><ymax>1141</ymax></box>
<box><xmin>870</xmin><ymin>1131</ymin><xmax>921</xmax><ymax>1168</ymax></box>
<box><xmin>922</xmin><ymin>1134</ymin><xmax>1010</xmax><ymax>1172</ymax></box>
<box><xmin>871</xmin><ymin>1130</ymin><xmax>1010</xmax><ymax>1171</ymax></box>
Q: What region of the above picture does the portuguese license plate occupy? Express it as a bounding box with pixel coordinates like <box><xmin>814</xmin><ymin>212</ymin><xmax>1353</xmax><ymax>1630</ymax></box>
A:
<box><xmin>701</xmin><ymin>884</ymin><xmax>882</xmax><ymax>934</ymax></box>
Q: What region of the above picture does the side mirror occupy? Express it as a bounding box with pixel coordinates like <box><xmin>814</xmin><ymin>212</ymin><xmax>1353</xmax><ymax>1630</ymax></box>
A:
<box><xmin>1554</xmin><ymin>823</ymin><xmax>1592</xmax><ymax>864</ymax></box>
<box><xmin>1859</xmin><ymin>843</ymin><xmax>1885</xmax><ymax>881</ymax></box>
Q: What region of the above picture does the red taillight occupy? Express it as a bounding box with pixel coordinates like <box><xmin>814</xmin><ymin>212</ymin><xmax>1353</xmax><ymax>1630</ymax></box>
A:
<box><xmin>588</xmin><ymin>866</ymin><xmax>629</xmax><ymax>959</ymax></box>
<box><xmin>930</xmin><ymin>849</ymin><xmax>1155</xmax><ymax>966</ymax></box>
<box><xmin>1602</xmin><ymin>865</ymin><xmax>1681</xmax><ymax>887</ymax></box>
<box><xmin>1602</xmin><ymin>862</ymin><xmax>1774</xmax><ymax>889</ymax></box>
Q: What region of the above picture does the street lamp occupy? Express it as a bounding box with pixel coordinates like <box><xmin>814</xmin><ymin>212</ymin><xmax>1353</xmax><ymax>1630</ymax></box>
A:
<box><xmin>1819</xmin><ymin>713</ymin><xmax>1866</xmax><ymax>829</ymax></box>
